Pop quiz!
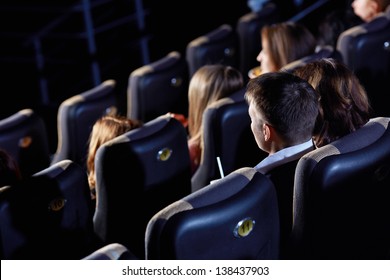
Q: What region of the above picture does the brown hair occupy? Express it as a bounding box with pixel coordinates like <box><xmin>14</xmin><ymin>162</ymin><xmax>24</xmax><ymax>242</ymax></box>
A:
<box><xmin>261</xmin><ymin>21</ymin><xmax>317</xmax><ymax>70</ymax></box>
<box><xmin>375</xmin><ymin>0</ymin><xmax>390</xmax><ymax>11</ymax></box>
<box><xmin>293</xmin><ymin>58</ymin><xmax>372</xmax><ymax>147</ymax></box>
<box><xmin>245</xmin><ymin>71</ymin><xmax>319</xmax><ymax>144</ymax></box>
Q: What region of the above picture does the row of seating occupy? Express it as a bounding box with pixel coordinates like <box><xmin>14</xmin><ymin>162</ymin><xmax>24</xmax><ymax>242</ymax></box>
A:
<box><xmin>88</xmin><ymin>115</ymin><xmax>390</xmax><ymax>260</ymax></box>
<box><xmin>0</xmin><ymin>105</ymin><xmax>257</xmax><ymax>259</ymax></box>
<box><xmin>0</xmin><ymin>159</ymin><xmax>95</xmax><ymax>259</ymax></box>
<box><xmin>1</xmin><ymin>1</ymin><xmax>390</xmax><ymax>260</ymax></box>
<box><xmin>0</xmin><ymin>83</ymin><xmax>264</xmax><ymax>190</ymax></box>
<box><xmin>3</xmin><ymin>0</ymin><xmax>388</xmax><ymax>178</ymax></box>
<box><xmin>2</xmin><ymin>114</ymin><xmax>389</xmax><ymax>260</ymax></box>
<box><xmin>0</xmin><ymin>80</ymin><xmax>118</xmax><ymax>178</ymax></box>
<box><xmin>0</xmin><ymin>5</ymin><xmax>275</xmax><ymax>178</ymax></box>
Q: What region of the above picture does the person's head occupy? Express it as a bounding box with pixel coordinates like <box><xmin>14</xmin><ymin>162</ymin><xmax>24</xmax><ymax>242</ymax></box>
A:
<box><xmin>293</xmin><ymin>58</ymin><xmax>372</xmax><ymax>147</ymax></box>
<box><xmin>0</xmin><ymin>149</ymin><xmax>22</xmax><ymax>187</ymax></box>
<box><xmin>257</xmin><ymin>21</ymin><xmax>316</xmax><ymax>73</ymax></box>
<box><xmin>351</xmin><ymin>0</ymin><xmax>390</xmax><ymax>22</ymax></box>
<box><xmin>87</xmin><ymin>115</ymin><xmax>142</xmax><ymax>190</ymax></box>
<box><xmin>245</xmin><ymin>71</ymin><xmax>319</xmax><ymax>154</ymax></box>
<box><xmin>247</xmin><ymin>0</ymin><xmax>271</xmax><ymax>12</ymax></box>
<box><xmin>316</xmin><ymin>10</ymin><xmax>355</xmax><ymax>49</ymax></box>
<box><xmin>188</xmin><ymin>64</ymin><xmax>244</xmax><ymax>143</ymax></box>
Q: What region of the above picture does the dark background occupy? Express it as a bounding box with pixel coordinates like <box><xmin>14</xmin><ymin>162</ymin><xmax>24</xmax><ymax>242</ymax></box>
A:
<box><xmin>0</xmin><ymin>0</ymin><xmax>352</xmax><ymax>152</ymax></box>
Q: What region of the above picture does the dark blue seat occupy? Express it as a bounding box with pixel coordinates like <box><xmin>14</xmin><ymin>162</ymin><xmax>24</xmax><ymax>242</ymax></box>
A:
<box><xmin>290</xmin><ymin>117</ymin><xmax>390</xmax><ymax>259</ymax></box>
<box><xmin>336</xmin><ymin>9</ymin><xmax>390</xmax><ymax>117</ymax></box>
<box><xmin>127</xmin><ymin>51</ymin><xmax>190</xmax><ymax>123</ymax></box>
<box><xmin>281</xmin><ymin>46</ymin><xmax>339</xmax><ymax>73</ymax></box>
<box><xmin>146</xmin><ymin>167</ymin><xmax>280</xmax><ymax>260</ymax></box>
<box><xmin>0</xmin><ymin>160</ymin><xmax>96</xmax><ymax>259</ymax></box>
<box><xmin>51</xmin><ymin>79</ymin><xmax>117</xmax><ymax>168</ymax></box>
<box><xmin>186</xmin><ymin>24</ymin><xmax>239</xmax><ymax>78</ymax></box>
<box><xmin>82</xmin><ymin>243</ymin><xmax>136</xmax><ymax>260</ymax></box>
<box><xmin>0</xmin><ymin>108</ymin><xmax>50</xmax><ymax>178</ymax></box>
<box><xmin>93</xmin><ymin>114</ymin><xmax>192</xmax><ymax>259</ymax></box>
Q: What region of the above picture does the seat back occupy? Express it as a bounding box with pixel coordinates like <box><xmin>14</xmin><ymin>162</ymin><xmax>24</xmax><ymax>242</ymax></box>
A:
<box><xmin>236</xmin><ymin>3</ymin><xmax>281</xmax><ymax>76</ymax></box>
<box><xmin>127</xmin><ymin>51</ymin><xmax>190</xmax><ymax>123</ymax></box>
<box><xmin>146</xmin><ymin>167</ymin><xmax>280</xmax><ymax>260</ymax></box>
<box><xmin>0</xmin><ymin>160</ymin><xmax>96</xmax><ymax>259</ymax></box>
<box><xmin>191</xmin><ymin>88</ymin><xmax>267</xmax><ymax>192</ymax></box>
<box><xmin>186</xmin><ymin>24</ymin><xmax>239</xmax><ymax>78</ymax></box>
<box><xmin>336</xmin><ymin>11</ymin><xmax>390</xmax><ymax>117</ymax></box>
<box><xmin>52</xmin><ymin>79</ymin><xmax>117</xmax><ymax>167</ymax></box>
<box><xmin>93</xmin><ymin>115</ymin><xmax>192</xmax><ymax>259</ymax></box>
<box><xmin>0</xmin><ymin>109</ymin><xmax>50</xmax><ymax>178</ymax></box>
<box><xmin>82</xmin><ymin>243</ymin><xmax>136</xmax><ymax>260</ymax></box>
<box><xmin>291</xmin><ymin>117</ymin><xmax>390</xmax><ymax>259</ymax></box>
<box><xmin>281</xmin><ymin>46</ymin><xmax>339</xmax><ymax>73</ymax></box>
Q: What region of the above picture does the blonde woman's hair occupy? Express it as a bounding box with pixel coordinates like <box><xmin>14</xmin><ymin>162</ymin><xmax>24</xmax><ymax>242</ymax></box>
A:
<box><xmin>187</xmin><ymin>65</ymin><xmax>244</xmax><ymax>147</ymax></box>
<box><xmin>87</xmin><ymin>115</ymin><xmax>142</xmax><ymax>190</ymax></box>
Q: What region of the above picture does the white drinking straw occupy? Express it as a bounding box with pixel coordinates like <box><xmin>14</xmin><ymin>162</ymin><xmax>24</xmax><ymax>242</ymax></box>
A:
<box><xmin>216</xmin><ymin>156</ymin><xmax>225</xmax><ymax>178</ymax></box>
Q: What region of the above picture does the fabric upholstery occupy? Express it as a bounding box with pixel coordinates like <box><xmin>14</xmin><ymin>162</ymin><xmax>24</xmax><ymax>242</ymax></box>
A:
<box><xmin>0</xmin><ymin>108</ymin><xmax>50</xmax><ymax>177</ymax></box>
<box><xmin>290</xmin><ymin>117</ymin><xmax>390</xmax><ymax>259</ymax></box>
<box><xmin>127</xmin><ymin>51</ymin><xmax>189</xmax><ymax>122</ymax></box>
<box><xmin>93</xmin><ymin>115</ymin><xmax>192</xmax><ymax>259</ymax></box>
<box><xmin>186</xmin><ymin>24</ymin><xmax>239</xmax><ymax>77</ymax></box>
<box><xmin>146</xmin><ymin>167</ymin><xmax>280</xmax><ymax>260</ymax></box>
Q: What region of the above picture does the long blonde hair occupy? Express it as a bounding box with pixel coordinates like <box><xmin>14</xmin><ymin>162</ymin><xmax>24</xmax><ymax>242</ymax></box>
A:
<box><xmin>187</xmin><ymin>65</ymin><xmax>244</xmax><ymax>146</ymax></box>
<box><xmin>87</xmin><ymin>115</ymin><xmax>142</xmax><ymax>190</ymax></box>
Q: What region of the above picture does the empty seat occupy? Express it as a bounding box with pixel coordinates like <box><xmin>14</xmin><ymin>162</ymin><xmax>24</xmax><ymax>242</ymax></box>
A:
<box><xmin>0</xmin><ymin>108</ymin><xmax>51</xmax><ymax>178</ymax></box>
<box><xmin>290</xmin><ymin>117</ymin><xmax>390</xmax><ymax>259</ymax></box>
<box><xmin>93</xmin><ymin>114</ymin><xmax>192</xmax><ymax>259</ymax></box>
<box><xmin>127</xmin><ymin>51</ymin><xmax>189</xmax><ymax>123</ymax></box>
<box><xmin>146</xmin><ymin>167</ymin><xmax>280</xmax><ymax>260</ymax></box>
<box><xmin>186</xmin><ymin>24</ymin><xmax>239</xmax><ymax>78</ymax></box>
<box><xmin>51</xmin><ymin>79</ymin><xmax>117</xmax><ymax>168</ymax></box>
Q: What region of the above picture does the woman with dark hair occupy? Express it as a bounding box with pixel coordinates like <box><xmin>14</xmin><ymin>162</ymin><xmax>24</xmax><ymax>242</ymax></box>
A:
<box><xmin>249</xmin><ymin>21</ymin><xmax>316</xmax><ymax>77</ymax></box>
<box><xmin>293</xmin><ymin>58</ymin><xmax>372</xmax><ymax>147</ymax></box>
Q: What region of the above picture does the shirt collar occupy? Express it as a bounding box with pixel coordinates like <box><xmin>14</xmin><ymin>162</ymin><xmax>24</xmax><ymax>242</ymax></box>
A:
<box><xmin>255</xmin><ymin>139</ymin><xmax>314</xmax><ymax>174</ymax></box>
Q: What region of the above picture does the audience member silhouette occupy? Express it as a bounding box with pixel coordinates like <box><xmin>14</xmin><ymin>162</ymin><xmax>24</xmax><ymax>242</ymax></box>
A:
<box><xmin>351</xmin><ymin>0</ymin><xmax>390</xmax><ymax>22</ymax></box>
<box><xmin>245</xmin><ymin>71</ymin><xmax>319</xmax><ymax>257</ymax></box>
<box><xmin>315</xmin><ymin>9</ymin><xmax>362</xmax><ymax>60</ymax></box>
<box><xmin>186</xmin><ymin>64</ymin><xmax>244</xmax><ymax>175</ymax></box>
<box><xmin>86</xmin><ymin>115</ymin><xmax>142</xmax><ymax>206</ymax></box>
<box><xmin>293</xmin><ymin>58</ymin><xmax>372</xmax><ymax>147</ymax></box>
<box><xmin>249</xmin><ymin>21</ymin><xmax>316</xmax><ymax>78</ymax></box>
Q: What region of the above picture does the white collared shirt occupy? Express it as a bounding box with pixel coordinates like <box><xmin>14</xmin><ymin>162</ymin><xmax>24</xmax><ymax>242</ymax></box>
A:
<box><xmin>254</xmin><ymin>139</ymin><xmax>314</xmax><ymax>174</ymax></box>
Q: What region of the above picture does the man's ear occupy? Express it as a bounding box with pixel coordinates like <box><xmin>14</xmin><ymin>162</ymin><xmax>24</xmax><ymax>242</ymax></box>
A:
<box><xmin>263</xmin><ymin>123</ymin><xmax>271</xmax><ymax>141</ymax></box>
<box><xmin>369</xmin><ymin>0</ymin><xmax>379</xmax><ymax>13</ymax></box>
